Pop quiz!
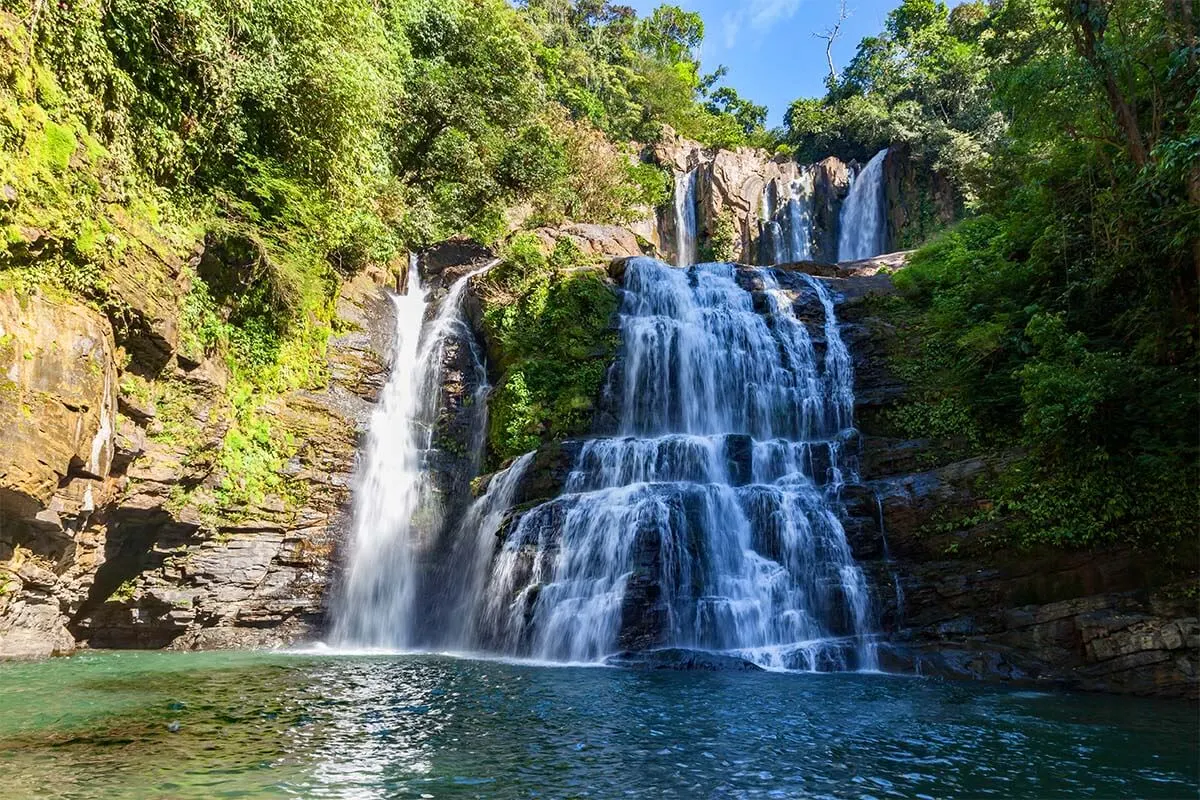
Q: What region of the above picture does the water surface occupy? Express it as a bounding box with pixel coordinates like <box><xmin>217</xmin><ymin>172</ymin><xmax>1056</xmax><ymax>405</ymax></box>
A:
<box><xmin>0</xmin><ymin>651</ymin><xmax>1195</xmax><ymax>799</ymax></box>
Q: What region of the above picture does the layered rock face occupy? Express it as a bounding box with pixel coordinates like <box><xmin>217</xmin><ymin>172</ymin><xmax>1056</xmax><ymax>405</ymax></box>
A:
<box><xmin>0</xmin><ymin>235</ymin><xmax>393</xmax><ymax>656</ymax></box>
<box><xmin>0</xmin><ymin>292</ymin><xmax>118</xmax><ymax>657</ymax></box>
<box><xmin>831</xmin><ymin>264</ymin><xmax>1198</xmax><ymax>699</ymax></box>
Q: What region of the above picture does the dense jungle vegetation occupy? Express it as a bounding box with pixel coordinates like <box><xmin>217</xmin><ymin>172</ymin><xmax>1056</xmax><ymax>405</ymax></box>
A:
<box><xmin>783</xmin><ymin>0</ymin><xmax>1197</xmax><ymax>547</ymax></box>
<box><xmin>1</xmin><ymin>0</ymin><xmax>1196</xmax><ymax>547</ymax></box>
<box><xmin>0</xmin><ymin>0</ymin><xmax>754</xmax><ymax>507</ymax></box>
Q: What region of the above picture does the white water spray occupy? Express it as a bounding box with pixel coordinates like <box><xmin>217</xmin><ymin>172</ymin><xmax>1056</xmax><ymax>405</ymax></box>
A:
<box><xmin>332</xmin><ymin>258</ymin><xmax>493</xmax><ymax>648</ymax></box>
<box><xmin>838</xmin><ymin>148</ymin><xmax>889</xmax><ymax>262</ymax></box>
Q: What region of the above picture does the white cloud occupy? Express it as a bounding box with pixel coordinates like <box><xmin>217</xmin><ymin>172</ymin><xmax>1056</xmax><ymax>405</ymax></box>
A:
<box><xmin>717</xmin><ymin>0</ymin><xmax>804</xmax><ymax>49</ymax></box>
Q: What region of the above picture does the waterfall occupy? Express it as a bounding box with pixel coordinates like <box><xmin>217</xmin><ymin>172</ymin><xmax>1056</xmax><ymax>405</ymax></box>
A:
<box><xmin>782</xmin><ymin>172</ymin><xmax>814</xmax><ymax>263</ymax></box>
<box><xmin>673</xmin><ymin>168</ymin><xmax>699</xmax><ymax>267</ymax></box>
<box><xmin>759</xmin><ymin>172</ymin><xmax>814</xmax><ymax>265</ymax></box>
<box><xmin>475</xmin><ymin>259</ymin><xmax>877</xmax><ymax>670</ymax></box>
<box><xmin>426</xmin><ymin>452</ymin><xmax>535</xmax><ymax>648</ymax></box>
<box><xmin>837</xmin><ymin>148</ymin><xmax>889</xmax><ymax>262</ymax></box>
<box><xmin>759</xmin><ymin>183</ymin><xmax>781</xmax><ymax>265</ymax></box>
<box><xmin>331</xmin><ymin>260</ymin><xmax>490</xmax><ymax>649</ymax></box>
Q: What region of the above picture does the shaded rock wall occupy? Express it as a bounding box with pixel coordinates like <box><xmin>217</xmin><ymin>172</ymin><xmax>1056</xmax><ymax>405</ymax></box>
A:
<box><xmin>882</xmin><ymin>143</ymin><xmax>960</xmax><ymax>252</ymax></box>
<box><xmin>832</xmin><ymin>264</ymin><xmax>1198</xmax><ymax>698</ymax></box>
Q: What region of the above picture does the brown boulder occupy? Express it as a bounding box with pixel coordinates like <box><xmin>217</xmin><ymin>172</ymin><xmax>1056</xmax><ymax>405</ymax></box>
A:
<box><xmin>532</xmin><ymin>223</ymin><xmax>645</xmax><ymax>261</ymax></box>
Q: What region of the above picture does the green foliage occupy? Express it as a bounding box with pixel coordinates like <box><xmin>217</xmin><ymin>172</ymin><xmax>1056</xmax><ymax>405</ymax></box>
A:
<box><xmin>215</xmin><ymin>410</ymin><xmax>296</xmax><ymax>511</ymax></box>
<box><xmin>888</xmin><ymin>190</ymin><xmax>1196</xmax><ymax>549</ymax></box>
<box><xmin>701</xmin><ymin>210</ymin><xmax>738</xmax><ymax>263</ymax></box>
<box><xmin>108</xmin><ymin>580</ymin><xmax>138</xmax><ymax>603</ymax></box>
<box><xmin>872</xmin><ymin>0</ymin><xmax>1199</xmax><ymax>549</ymax></box>
<box><xmin>483</xmin><ymin>239</ymin><xmax>619</xmax><ymax>462</ymax></box>
<box><xmin>626</xmin><ymin>161</ymin><xmax>672</xmax><ymax>208</ymax></box>
<box><xmin>784</xmin><ymin>0</ymin><xmax>999</xmax><ymax>201</ymax></box>
<box><xmin>519</xmin><ymin>1</ymin><xmax>772</xmax><ymax>150</ymax></box>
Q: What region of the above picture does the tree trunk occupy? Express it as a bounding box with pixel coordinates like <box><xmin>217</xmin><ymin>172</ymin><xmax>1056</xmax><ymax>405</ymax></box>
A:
<box><xmin>1189</xmin><ymin>165</ymin><xmax>1200</xmax><ymax>287</ymax></box>
<box><xmin>1069</xmin><ymin>1</ymin><xmax>1152</xmax><ymax>168</ymax></box>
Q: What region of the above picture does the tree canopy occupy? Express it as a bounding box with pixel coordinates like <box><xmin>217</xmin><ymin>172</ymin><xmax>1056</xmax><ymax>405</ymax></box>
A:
<box><xmin>800</xmin><ymin>0</ymin><xmax>1198</xmax><ymax>546</ymax></box>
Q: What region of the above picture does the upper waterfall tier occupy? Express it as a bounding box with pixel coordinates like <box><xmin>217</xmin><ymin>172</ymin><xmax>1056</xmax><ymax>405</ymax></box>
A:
<box><xmin>838</xmin><ymin>148</ymin><xmax>890</xmax><ymax>262</ymax></box>
<box><xmin>618</xmin><ymin>259</ymin><xmax>852</xmax><ymax>439</ymax></box>
<box><xmin>653</xmin><ymin>133</ymin><xmax>956</xmax><ymax>266</ymax></box>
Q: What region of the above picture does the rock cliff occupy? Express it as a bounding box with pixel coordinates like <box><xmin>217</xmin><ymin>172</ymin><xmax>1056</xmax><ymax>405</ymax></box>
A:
<box><xmin>0</xmin><ymin>236</ymin><xmax>393</xmax><ymax>656</ymax></box>
<box><xmin>648</xmin><ymin>130</ymin><xmax>960</xmax><ymax>264</ymax></box>
<box><xmin>832</xmin><ymin>262</ymin><xmax>1198</xmax><ymax>699</ymax></box>
<box><xmin>649</xmin><ymin>130</ymin><xmax>849</xmax><ymax>264</ymax></box>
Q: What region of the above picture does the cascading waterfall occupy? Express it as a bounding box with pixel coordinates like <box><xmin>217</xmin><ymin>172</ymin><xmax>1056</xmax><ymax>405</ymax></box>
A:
<box><xmin>837</xmin><ymin>148</ymin><xmax>889</xmax><ymax>262</ymax></box>
<box><xmin>331</xmin><ymin>155</ymin><xmax>887</xmax><ymax>666</ymax></box>
<box><xmin>423</xmin><ymin>452</ymin><xmax>535</xmax><ymax>648</ymax></box>
<box><xmin>673</xmin><ymin>168</ymin><xmax>699</xmax><ymax>267</ymax></box>
<box><xmin>474</xmin><ymin>258</ymin><xmax>877</xmax><ymax>670</ymax></box>
<box><xmin>331</xmin><ymin>261</ymin><xmax>491</xmax><ymax>649</ymax></box>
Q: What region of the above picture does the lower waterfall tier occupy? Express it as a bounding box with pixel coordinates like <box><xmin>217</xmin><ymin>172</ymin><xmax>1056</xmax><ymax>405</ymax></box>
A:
<box><xmin>373</xmin><ymin>259</ymin><xmax>883</xmax><ymax>669</ymax></box>
<box><xmin>472</xmin><ymin>461</ymin><xmax>877</xmax><ymax>669</ymax></box>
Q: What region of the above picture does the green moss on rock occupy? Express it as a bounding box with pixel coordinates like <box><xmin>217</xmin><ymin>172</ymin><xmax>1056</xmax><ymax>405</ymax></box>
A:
<box><xmin>481</xmin><ymin>238</ymin><xmax>619</xmax><ymax>463</ymax></box>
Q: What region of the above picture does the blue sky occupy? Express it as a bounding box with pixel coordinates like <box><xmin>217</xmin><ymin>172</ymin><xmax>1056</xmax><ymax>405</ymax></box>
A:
<box><xmin>628</xmin><ymin>0</ymin><xmax>901</xmax><ymax>127</ymax></box>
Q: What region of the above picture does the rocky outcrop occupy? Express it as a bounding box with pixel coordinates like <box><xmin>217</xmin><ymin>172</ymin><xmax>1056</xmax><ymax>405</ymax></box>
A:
<box><xmin>531</xmin><ymin>223</ymin><xmax>647</xmax><ymax>261</ymax></box>
<box><xmin>0</xmin><ymin>251</ymin><xmax>393</xmax><ymax>656</ymax></box>
<box><xmin>651</xmin><ymin>130</ymin><xmax>853</xmax><ymax>264</ymax></box>
<box><xmin>0</xmin><ymin>291</ymin><xmax>118</xmax><ymax>657</ymax></box>
<box><xmin>832</xmin><ymin>267</ymin><xmax>1199</xmax><ymax>698</ymax></box>
<box><xmin>416</xmin><ymin>236</ymin><xmax>495</xmax><ymax>293</ymax></box>
<box><xmin>882</xmin><ymin>142</ymin><xmax>960</xmax><ymax>252</ymax></box>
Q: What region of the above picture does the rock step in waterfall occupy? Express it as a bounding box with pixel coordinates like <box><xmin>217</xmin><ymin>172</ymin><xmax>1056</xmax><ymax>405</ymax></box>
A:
<box><xmin>334</xmin><ymin>252</ymin><xmax>879</xmax><ymax>671</ymax></box>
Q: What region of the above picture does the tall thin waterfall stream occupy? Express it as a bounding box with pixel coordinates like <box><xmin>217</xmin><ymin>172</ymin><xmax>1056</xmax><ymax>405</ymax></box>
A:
<box><xmin>333</xmin><ymin>260</ymin><xmax>492</xmax><ymax>649</ymax></box>
<box><xmin>838</xmin><ymin>148</ymin><xmax>890</xmax><ymax>262</ymax></box>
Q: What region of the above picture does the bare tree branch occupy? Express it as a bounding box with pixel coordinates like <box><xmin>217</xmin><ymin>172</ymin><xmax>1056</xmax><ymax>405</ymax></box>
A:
<box><xmin>812</xmin><ymin>0</ymin><xmax>850</xmax><ymax>84</ymax></box>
